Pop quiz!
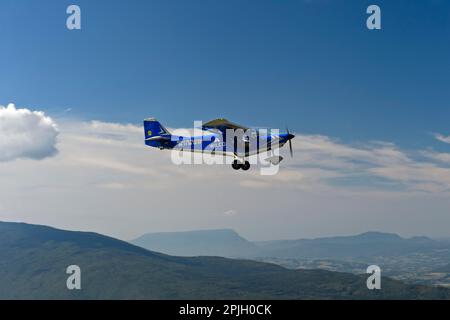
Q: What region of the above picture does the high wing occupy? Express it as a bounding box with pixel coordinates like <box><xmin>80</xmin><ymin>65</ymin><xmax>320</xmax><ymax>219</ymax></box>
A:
<box><xmin>202</xmin><ymin>118</ymin><xmax>249</xmax><ymax>133</ymax></box>
<box><xmin>203</xmin><ymin>118</ymin><xmax>254</xmax><ymax>157</ymax></box>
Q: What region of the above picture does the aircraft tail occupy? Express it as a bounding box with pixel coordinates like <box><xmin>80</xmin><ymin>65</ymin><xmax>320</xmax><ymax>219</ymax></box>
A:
<box><xmin>143</xmin><ymin>118</ymin><xmax>171</xmax><ymax>140</ymax></box>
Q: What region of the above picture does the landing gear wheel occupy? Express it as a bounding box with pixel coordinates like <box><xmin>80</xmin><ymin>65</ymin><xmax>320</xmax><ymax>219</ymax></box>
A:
<box><xmin>232</xmin><ymin>160</ymin><xmax>242</xmax><ymax>170</ymax></box>
<box><xmin>241</xmin><ymin>161</ymin><xmax>250</xmax><ymax>171</ymax></box>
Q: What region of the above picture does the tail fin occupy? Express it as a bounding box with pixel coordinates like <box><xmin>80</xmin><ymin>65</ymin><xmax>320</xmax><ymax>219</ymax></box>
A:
<box><xmin>143</xmin><ymin>118</ymin><xmax>171</xmax><ymax>140</ymax></box>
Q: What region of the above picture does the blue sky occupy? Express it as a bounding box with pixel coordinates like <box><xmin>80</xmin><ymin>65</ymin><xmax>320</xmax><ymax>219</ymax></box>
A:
<box><xmin>1</xmin><ymin>0</ymin><xmax>449</xmax><ymax>148</ymax></box>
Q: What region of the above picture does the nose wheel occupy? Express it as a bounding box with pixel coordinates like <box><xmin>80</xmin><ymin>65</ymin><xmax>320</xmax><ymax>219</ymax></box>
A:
<box><xmin>232</xmin><ymin>160</ymin><xmax>250</xmax><ymax>171</ymax></box>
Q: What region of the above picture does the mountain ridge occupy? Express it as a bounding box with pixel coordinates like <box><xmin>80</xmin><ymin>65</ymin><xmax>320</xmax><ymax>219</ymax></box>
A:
<box><xmin>132</xmin><ymin>228</ymin><xmax>258</xmax><ymax>257</ymax></box>
<box><xmin>1</xmin><ymin>221</ymin><xmax>449</xmax><ymax>299</ymax></box>
<box><xmin>132</xmin><ymin>229</ymin><xmax>441</xmax><ymax>259</ymax></box>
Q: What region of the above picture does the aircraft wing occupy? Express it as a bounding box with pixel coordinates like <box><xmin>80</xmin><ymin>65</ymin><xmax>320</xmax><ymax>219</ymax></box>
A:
<box><xmin>202</xmin><ymin>118</ymin><xmax>249</xmax><ymax>133</ymax></box>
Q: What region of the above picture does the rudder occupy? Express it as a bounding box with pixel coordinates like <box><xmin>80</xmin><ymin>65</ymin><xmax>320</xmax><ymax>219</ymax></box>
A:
<box><xmin>144</xmin><ymin>118</ymin><xmax>170</xmax><ymax>140</ymax></box>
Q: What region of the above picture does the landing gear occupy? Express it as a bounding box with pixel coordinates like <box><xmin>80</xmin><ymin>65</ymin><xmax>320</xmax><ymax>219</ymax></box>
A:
<box><xmin>232</xmin><ymin>160</ymin><xmax>250</xmax><ymax>171</ymax></box>
<box><xmin>232</xmin><ymin>160</ymin><xmax>242</xmax><ymax>170</ymax></box>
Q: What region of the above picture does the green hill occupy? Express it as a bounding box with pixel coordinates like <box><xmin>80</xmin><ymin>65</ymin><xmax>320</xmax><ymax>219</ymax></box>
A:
<box><xmin>0</xmin><ymin>221</ymin><xmax>449</xmax><ymax>300</ymax></box>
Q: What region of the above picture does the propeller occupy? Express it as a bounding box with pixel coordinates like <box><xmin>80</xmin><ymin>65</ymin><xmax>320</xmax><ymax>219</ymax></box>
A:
<box><xmin>286</xmin><ymin>127</ymin><xmax>294</xmax><ymax>158</ymax></box>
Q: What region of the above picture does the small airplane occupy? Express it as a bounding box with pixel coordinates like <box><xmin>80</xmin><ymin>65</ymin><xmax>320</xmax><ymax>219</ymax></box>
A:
<box><xmin>143</xmin><ymin>118</ymin><xmax>295</xmax><ymax>171</ymax></box>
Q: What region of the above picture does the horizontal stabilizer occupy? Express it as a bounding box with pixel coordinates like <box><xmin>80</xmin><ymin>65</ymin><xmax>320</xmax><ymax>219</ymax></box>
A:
<box><xmin>145</xmin><ymin>135</ymin><xmax>171</xmax><ymax>141</ymax></box>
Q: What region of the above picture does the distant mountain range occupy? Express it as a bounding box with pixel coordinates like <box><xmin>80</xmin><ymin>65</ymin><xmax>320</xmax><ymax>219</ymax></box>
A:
<box><xmin>1</xmin><ymin>221</ymin><xmax>449</xmax><ymax>299</ymax></box>
<box><xmin>132</xmin><ymin>229</ymin><xmax>257</xmax><ymax>257</ymax></box>
<box><xmin>131</xmin><ymin>229</ymin><xmax>450</xmax><ymax>288</ymax></box>
<box><xmin>253</xmin><ymin>231</ymin><xmax>440</xmax><ymax>260</ymax></box>
<box><xmin>131</xmin><ymin>229</ymin><xmax>442</xmax><ymax>260</ymax></box>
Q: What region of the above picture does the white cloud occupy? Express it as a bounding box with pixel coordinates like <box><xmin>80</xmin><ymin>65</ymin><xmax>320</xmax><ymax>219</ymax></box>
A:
<box><xmin>287</xmin><ymin>134</ymin><xmax>450</xmax><ymax>192</ymax></box>
<box><xmin>422</xmin><ymin>151</ymin><xmax>450</xmax><ymax>164</ymax></box>
<box><xmin>435</xmin><ymin>133</ymin><xmax>450</xmax><ymax>144</ymax></box>
<box><xmin>293</xmin><ymin>135</ymin><xmax>411</xmax><ymax>169</ymax></box>
<box><xmin>0</xmin><ymin>104</ymin><xmax>58</xmax><ymax>162</ymax></box>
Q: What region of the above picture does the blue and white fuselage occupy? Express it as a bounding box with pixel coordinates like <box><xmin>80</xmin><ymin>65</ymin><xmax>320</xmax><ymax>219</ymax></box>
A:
<box><xmin>144</xmin><ymin>118</ymin><xmax>295</xmax><ymax>171</ymax></box>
